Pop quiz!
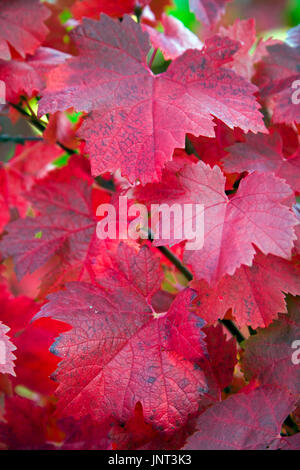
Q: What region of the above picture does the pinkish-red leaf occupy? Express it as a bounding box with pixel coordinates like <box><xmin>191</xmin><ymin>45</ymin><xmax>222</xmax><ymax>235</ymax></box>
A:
<box><xmin>0</xmin><ymin>290</ymin><xmax>68</xmax><ymax>394</ymax></box>
<box><xmin>255</xmin><ymin>40</ymin><xmax>300</xmax><ymax>124</ymax></box>
<box><xmin>0</xmin><ymin>157</ymin><xmax>103</xmax><ymax>289</ymax></box>
<box><xmin>0</xmin><ymin>141</ymin><xmax>63</xmax><ymax>233</ymax></box>
<box><xmin>192</xmin><ymin>252</ymin><xmax>300</xmax><ymax>328</ymax></box>
<box><xmin>275</xmin><ymin>433</ymin><xmax>300</xmax><ymax>450</ymax></box>
<box><xmin>0</xmin><ymin>322</ymin><xmax>16</xmax><ymax>376</ymax></box>
<box><xmin>0</xmin><ymin>396</ymin><xmax>56</xmax><ymax>450</ymax></box>
<box><xmin>144</xmin><ymin>13</ymin><xmax>203</xmax><ymax>60</ymax></box>
<box><xmin>242</xmin><ymin>296</ymin><xmax>300</xmax><ymax>398</ymax></box>
<box><xmin>189</xmin><ymin>0</ymin><xmax>231</xmax><ymax>27</ymax></box>
<box><xmin>0</xmin><ymin>47</ymin><xmax>70</xmax><ymax>103</ymax></box>
<box><xmin>136</xmin><ymin>161</ymin><xmax>297</xmax><ymax>284</ymax></box>
<box><xmin>34</xmin><ymin>244</ymin><xmax>209</xmax><ymax>433</ymax></box>
<box><xmin>184</xmin><ymin>385</ymin><xmax>297</xmax><ymax>450</ymax></box>
<box><xmin>224</xmin><ymin>131</ymin><xmax>300</xmax><ymax>192</ymax></box>
<box><xmin>219</xmin><ymin>19</ymin><xmax>270</xmax><ymax>81</ymax></box>
<box><xmin>0</xmin><ymin>0</ymin><xmax>50</xmax><ymax>60</ymax></box>
<box><xmin>71</xmin><ymin>0</ymin><xmax>136</xmax><ymax>19</ymax></box>
<box><xmin>38</xmin><ymin>16</ymin><xmax>265</xmax><ymax>184</ymax></box>
<box><xmin>203</xmin><ymin>323</ymin><xmax>237</xmax><ymax>390</ymax></box>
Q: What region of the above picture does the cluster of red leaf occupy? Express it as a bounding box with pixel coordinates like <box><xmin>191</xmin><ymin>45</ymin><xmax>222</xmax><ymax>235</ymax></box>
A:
<box><xmin>0</xmin><ymin>0</ymin><xmax>299</xmax><ymax>450</ymax></box>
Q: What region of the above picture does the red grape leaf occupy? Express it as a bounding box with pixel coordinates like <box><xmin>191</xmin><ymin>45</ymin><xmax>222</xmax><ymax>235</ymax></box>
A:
<box><xmin>219</xmin><ymin>19</ymin><xmax>274</xmax><ymax>81</ymax></box>
<box><xmin>25</xmin><ymin>47</ymin><xmax>70</xmax><ymax>77</ymax></box>
<box><xmin>43</xmin><ymin>3</ymin><xmax>76</xmax><ymax>55</ymax></box>
<box><xmin>0</xmin><ymin>287</ymin><xmax>69</xmax><ymax>394</ymax></box>
<box><xmin>184</xmin><ymin>385</ymin><xmax>297</xmax><ymax>450</ymax></box>
<box><xmin>43</xmin><ymin>111</ymin><xmax>80</xmax><ymax>150</ymax></box>
<box><xmin>275</xmin><ymin>433</ymin><xmax>300</xmax><ymax>450</ymax></box>
<box><xmin>34</xmin><ymin>244</ymin><xmax>209</xmax><ymax>433</ymax></box>
<box><xmin>144</xmin><ymin>13</ymin><xmax>203</xmax><ymax>60</ymax></box>
<box><xmin>110</xmin><ymin>401</ymin><xmax>197</xmax><ymax>450</ymax></box>
<box><xmin>12</xmin><ymin>318</ymin><xmax>69</xmax><ymax>395</ymax></box>
<box><xmin>59</xmin><ymin>415</ymin><xmax>112</xmax><ymax>450</ymax></box>
<box><xmin>0</xmin><ymin>47</ymin><xmax>70</xmax><ymax>103</ymax></box>
<box><xmin>38</xmin><ymin>15</ymin><xmax>265</xmax><ymax>184</ymax></box>
<box><xmin>135</xmin><ymin>161</ymin><xmax>297</xmax><ymax>284</ymax></box>
<box><xmin>0</xmin><ymin>396</ymin><xmax>56</xmax><ymax>450</ymax></box>
<box><xmin>255</xmin><ymin>41</ymin><xmax>300</xmax><ymax>124</ymax></box>
<box><xmin>189</xmin><ymin>0</ymin><xmax>231</xmax><ymax>27</ymax></box>
<box><xmin>203</xmin><ymin>323</ymin><xmax>237</xmax><ymax>390</ymax></box>
<box><xmin>192</xmin><ymin>252</ymin><xmax>300</xmax><ymax>328</ymax></box>
<box><xmin>186</xmin><ymin>119</ymin><xmax>244</xmax><ymax>168</ymax></box>
<box><xmin>0</xmin><ymin>322</ymin><xmax>16</xmax><ymax>377</ymax></box>
<box><xmin>256</xmin><ymin>42</ymin><xmax>300</xmax><ymax>98</ymax></box>
<box><xmin>0</xmin><ymin>141</ymin><xmax>63</xmax><ymax>233</ymax></box>
<box><xmin>0</xmin><ymin>0</ymin><xmax>50</xmax><ymax>60</ymax></box>
<box><xmin>109</xmin><ymin>402</ymin><xmax>158</xmax><ymax>450</ymax></box>
<box><xmin>71</xmin><ymin>0</ymin><xmax>136</xmax><ymax>19</ymax></box>
<box><xmin>0</xmin><ymin>156</ymin><xmax>101</xmax><ymax>287</ymax></box>
<box><xmin>242</xmin><ymin>296</ymin><xmax>300</xmax><ymax>397</ymax></box>
<box><xmin>224</xmin><ymin>131</ymin><xmax>300</xmax><ymax>192</ymax></box>
<box><xmin>0</xmin><ymin>59</ymin><xmax>43</xmax><ymax>103</ymax></box>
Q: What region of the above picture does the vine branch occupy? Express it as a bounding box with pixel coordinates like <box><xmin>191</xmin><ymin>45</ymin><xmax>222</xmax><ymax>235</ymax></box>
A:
<box><xmin>0</xmin><ymin>134</ymin><xmax>43</xmax><ymax>143</ymax></box>
<box><xmin>157</xmin><ymin>245</ymin><xmax>245</xmax><ymax>345</ymax></box>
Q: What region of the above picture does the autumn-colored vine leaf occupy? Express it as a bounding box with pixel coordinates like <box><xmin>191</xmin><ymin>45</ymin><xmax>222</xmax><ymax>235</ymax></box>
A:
<box><xmin>144</xmin><ymin>13</ymin><xmax>203</xmax><ymax>60</ymax></box>
<box><xmin>219</xmin><ymin>18</ymin><xmax>276</xmax><ymax>81</ymax></box>
<box><xmin>0</xmin><ymin>156</ymin><xmax>106</xmax><ymax>290</ymax></box>
<box><xmin>0</xmin><ymin>289</ymin><xmax>68</xmax><ymax>394</ymax></box>
<box><xmin>0</xmin><ymin>47</ymin><xmax>70</xmax><ymax>103</ymax></box>
<box><xmin>34</xmin><ymin>244</ymin><xmax>209</xmax><ymax>433</ymax></box>
<box><xmin>224</xmin><ymin>131</ymin><xmax>300</xmax><ymax>192</ymax></box>
<box><xmin>70</xmin><ymin>0</ymin><xmax>153</xmax><ymax>20</ymax></box>
<box><xmin>192</xmin><ymin>252</ymin><xmax>300</xmax><ymax>328</ymax></box>
<box><xmin>186</xmin><ymin>119</ymin><xmax>244</xmax><ymax>168</ymax></box>
<box><xmin>71</xmin><ymin>0</ymin><xmax>136</xmax><ymax>19</ymax></box>
<box><xmin>0</xmin><ymin>396</ymin><xmax>57</xmax><ymax>450</ymax></box>
<box><xmin>43</xmin><ymin>2</ymin><xmax>76</xmax><ymax>55</ymax></box>
<box><xmin>43</xmin><ymin>111</ymin><xmax>80</xmax><ymax>150</ymax></box>
<box><xmin>255</xmin><ymin>39</ymin><xmax>300</xmax><ymax>124</ymax></box>
<box><xmin>218</xmin><ymin>18</ymin><xmax>256</xmax><ymax>80</ymax></box>
<box><xmin>189</xmin><ymin>0</ymin><xmax>231</xmax><ymax>27</ymax></box>
<box><xmin>203</xmin><ymin>323</ymin><xmax>237</xmax><ymax>390</ymax></box>
<box><xmin>0</xmin><ymin>322</ymin><xmax>16</xmax><ymax>376</ymax></box>
<box><xmin>184</xmin><ymin>385</ymin><xmax>297</xmax><ymax>450</ymax></box>
<box><xmin>59</xmin><ymin>415</ymin><xmax>113</xmax><ymax>450</ymax></box>
<box><xmin>110</xmin><ymin>401</ymin><xmax>198</xmax><ymax>450</ymax></box>
<box><xmin>0</xmin><ymin>141</ymin><xmax>63</xmax><ymax>233</ymax></box>
<box><xmin>242</xmin><ymin>296</ymin><xmax>300</xmax><ymax>398</ymax></box>
<box><xmin>38</xmin><ymin>15</ymin><xmax>265</xmax><ymax>184</ymax></box>
<box><xmin>135</xmin><ymin>161</ymin><xmax>297</xmax><ymax>284</ymax></box>
<box><xmin>275</xmin><ymin>433</ymin><xmax>300</xmax><ymax>450</ymax></box>
<box><xmin>0</xmin><ymin>0</ymin><xmax>50</xmax><ymax>60</ymax></box>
